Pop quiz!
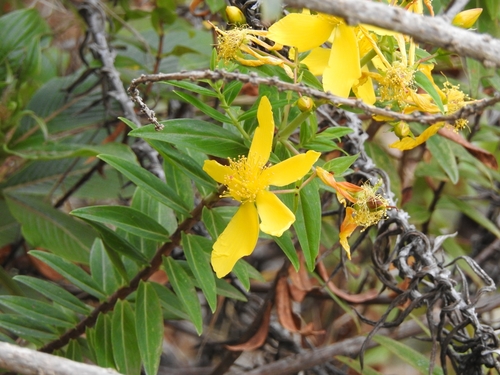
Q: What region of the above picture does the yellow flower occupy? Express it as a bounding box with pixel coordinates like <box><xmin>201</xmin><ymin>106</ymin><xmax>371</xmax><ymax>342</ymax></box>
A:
<box><xmin>317</xmin><ymin>168</ymin><xmax>389</xmax><ymax>258</ymax></box>
<box><xmin>267</xmin><ymin>13</ymin><xmax>370</xmax><ymax>101</ymax></box>
<box><xmin>203</xmin><ymin>97</ymin><xmax>320</xmax><ymax>277</ymax></box>
<box><xmin>212</xmin><ymin>24</ymin><xmax>289</xmax><ymax>72</ymax></box>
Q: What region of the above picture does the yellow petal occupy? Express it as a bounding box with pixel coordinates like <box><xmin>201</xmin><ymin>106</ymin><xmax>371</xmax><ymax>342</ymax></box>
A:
<box><xmin>323</xmin><ymin>24</ymin><xmax>361</xmax><ymax>97</ymax></box>
<box><xmin>211</xmin><ymin>202</ymin><xmax>259</xmax><ymax>278</ymax></box>
<box><xmin>302</xmin><ymin>47</ymin><xmax>330</xmax><ymax>76</ymax></box>
<box><xmin>262</xmin><ymin>150</ymin><xmax>320</xmax><ymax>187</ymax></box>
<box><xmin>389</xmin><ymin>122</ymin><xmax>443</xmax><ymax>151</ymax></box>
<box><xmin>452</xmin><ymin>8</ymin><xmax>482</xmax><ymax>28</ymax></box>
<box><xmin>360</xmin><ymin>24</ymin><xmax>399</xmax><ymax>37</ymax></box>
<box><xmin>353</xmin><ymin>67</ymin><xmax>376</xmax><ymax>105</ymax></box>
<box><xmin>256</xmin><ymin>190</ymin><xmax>295</xmax><ymax>236</ymax></box>
<box><xmin>203</xmin><ymin>160</ymin><xmax>232</xmax><ymax>184</ymax></box>
<box><xmin>339</xmin><ymin>207</ymin><xmax>358</xmax><ymax>259</ymax></box>
<box><xmin>248</xmin><ymin>96</ymin><xmax>274</xmax><ymax>168</ymax></box>
<box><xmin>267</xmin><ymin>13</ymin><xmax>334</xmax><ymax>52</ymax></box>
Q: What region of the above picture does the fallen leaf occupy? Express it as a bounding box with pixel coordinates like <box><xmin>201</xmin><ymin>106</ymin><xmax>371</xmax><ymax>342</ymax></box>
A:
<box><xmin>317</xmin><ymin>262</ymin><xmax>380</xmax><ymax>303</ymax></box>
<box><xmin>226</xmin><ymin>302</ymin><xmax>272</xmax><ymax>351</ymax></box>
<box><xmin>439</xmin><ymin>127</ymin><xmax>498</xmax><ymax>170</ymax></box>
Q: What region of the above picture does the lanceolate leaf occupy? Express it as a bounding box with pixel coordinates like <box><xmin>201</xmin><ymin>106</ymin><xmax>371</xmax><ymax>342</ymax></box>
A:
<box><xmin>90</xmin><ymin>313</ymin><xmax>115</xmax><ymax>369</ymax></box>
<box><xmin>111</xmin><ymin>300</ymin><xmax>142</xmax><ymax>375</ymax></box>
<box><xmin>150</xmin><ymin>282</ymin><xmax>189</xmax><ymax>320</ymax></box>
<box><xmin>294</xmin><ymin>180</ymin><xmax>321</xmax><ymax>271</ymax></box>
<box><xmin>0</xmin><ymin>314</ymin><xmax>57</xmax><ymax>342</ymax></box>
<box><xmin>0</xmin><ymin>296</ymin><xmax>77</xmax><ymax>328</ymax></box>
<box><xmin>427</xmin><ymin>135</ymin><xmax>459</xmax><ymax>184</ymax></box>
<box><xmin>29</xmin><ymin>251</ymin><xmax>106</xmax><ymax>300</ymax></box>
<box><xmin>77</xmin><ymin>220</ymin><xmax>149</xmax><ymax>265</ymax></box>
<box><xmin>71</xmin><ymin>206</ymin><xmax>170</xmax><ymax>242</ymax></box>
<box><xmin>373</xmin><ymin>335</ymin><xmax>444</xmax><ymax>375</ymax></box>
<box><xmin>128</xmin><ymin>122</ymin><xmax>248</xmax><ymax>158</ymax></box>
<box><xmin>4</xmin><ymin>192</ymin><xmax>95</xmax><ymax>264</ymax></box>
<box><xmin>98</xmin><ymin>154</ymin><xmax>191</xmax><ymax>216</ymax></box>
<box><xmin>439</xmin><ymin>196</ymin><xmax>500</xmax><ymax>238</ymax></box>
<box><xmin>414</xmin><ymin>71</ymin><xmax>445</xmax><ymax>113</ymax></box>
<box><xmin>181</xmin><ymin>233</ymin><xmax>217</xmax><ymax>312</ymax></box>
<box><xmin>136</xmin><ymin>281</ymin><xmax>163</xmax><ymax>375</ymax></box>
<box><xmin>273</xmin><ymin>232</ymin><xmax>300</xmax><ymax>271</ymax></box>
<box><xmin>174</xmin><ymin>91</ymin><xmax>232</xmax><ymax>123</ymax></box>
<box><xmin>13</xmin><ymin>275</ymin><xmax>91</xmax><ymax>315</ymax></box>
<box><xmin>89</xmin><ymin>238</ymin><xmax>124</xmax><ymax>296</ymax></box>
<box><xmin>163</xmin><ymin>257</ymin><xmax>203</xmax><ymax>335</ymax></box>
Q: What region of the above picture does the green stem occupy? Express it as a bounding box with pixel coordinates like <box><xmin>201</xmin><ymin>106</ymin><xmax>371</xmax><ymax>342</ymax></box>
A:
<box><xmin>213</xmin><ymin>84</ymin><xmax>250</xmax><ymax>141</ymax></box>
<box><xmin>278</xmin><ymin>111</ymin><xmax>311</xmax><ymax>141</ymax></box>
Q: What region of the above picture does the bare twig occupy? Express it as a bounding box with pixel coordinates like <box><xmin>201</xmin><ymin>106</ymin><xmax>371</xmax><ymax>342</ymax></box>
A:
<box><xmin>128</xmin><ymin>69</ymin><xmax>500</xmax><ymax>126</ymax></box>
<box><xmin>0</xmin><ymin>342</ymin><xmax>121</xmax><ymax>375</ymax></box>
<box><xmin>284</xmin><ymin>0</ymin><xmax>500</xmax><ymax>67</ymax></box>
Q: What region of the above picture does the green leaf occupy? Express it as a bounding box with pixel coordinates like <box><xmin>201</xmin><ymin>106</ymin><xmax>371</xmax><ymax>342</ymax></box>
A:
<box><xmin>71</xmin><ymin>206</ymin><xmax>170</xmax><ymax>242</ymax></box>
<box><xmin>98</xmin><ymin>154</ymin><xmax>191</xmax><ymax>216</ymax></box>
<box><xmin>231</xmin><ymin>260</ymin><xmax>250</xmax><ymax>290</ymax></box>
<box><xmin>466</xmin><ymin>57</ymin><xmax>482</xmax><ymax>98</ymax></box>
<box><xmin>111</xmin><ymin>300</ymin><xmax>142</xmax><ymax>375</ymax></box>
<box><xmin>163</xmin><ymin>81</ymin><xmax>218</xmax><ymax>97</ymax></box>
<box><xmin>223</xmin><ymin>80</ymin><xmax>244</xmax><ymax>105</ymax></box>
<box><xmin>4</xmin><ymin>192</ymin><xmax>95</xmax><ymax>264</ymax></box>
<box><xmin>136</xmin><ymin>281</ymin><xmax>163</xmax><ymax>375</ymax></box>
<box><xmin>89</xmin><ymin>238</ymin><xmax>124</xmax><ymax>296</ymax></box>
<box><xmin>0</xmin><ymin>200</ymin><xmax>20</xmax><ymax>248</ymax></box>
<box><xmin>153</xmin><ymin>141</ymin><xmax>216</xmax><ymax>191</ymax></box>
<box><xmin>174</xmin><ymin>91</ymin><xmax>232</xmax><ymax>124</ymax></box>
<box><xmin>373</xmin><ymin>335</ymin><xmax>444</xmax><ymax>375</ymax></box>
<box><xmin>201</xmin><ymin>207</ymin><xmax>227</xmax><ymax>239</ymax></box>
<box><xmin>65</xmin><ymin>339</ymin><xmax>83</xmax><ymax>363</ymax></box>
<box><xmin>79</xmin><ymin>220</ymin><xmax>149</xmax><ymax>265</ymax></box>
<box><xmin>150</xmin><ymin>283</ymin><xmax>189</xmax><ymax>320</ymax></box>
<box><xmin>13</xmin><ymin>276</ymin><xmax>91</xmax><ymax>315</ymax></box>
<box><xmin>181</xmin><ymin>234</ymin><xmax>217</xmax><ymax>312</ymax></box>
<box><xmin>273</xmin><ymin>231</ymin><xmax>300</xmax><ymax>271</ymax></box>
<box><xmin>321</xmin><ymin>154</ymin><xmax>359</xmax><ymax>176</ymax></box>
<box><xmin>163</xmin><ymin>257</ymin><xmax>203</xmax><ymax>334</ymax></box>
<box><xmin>164</xmin><ymin>160</ymin><xmax>194</xmax><ymax>221</ymax></box>
<box><xmin>315</xmin><ymin>127</ymin><xmax>354</xmax><ymax>139</ymax></box>
<box><xmin>414</xmin><ymin>70</ymin><xmax>445</xmax><ymax>113</ymax></box>
<box><xmin>0</xmin><ymin>314</ymin><xmax>57</xmax><ymax>342</ymax></box>
<box><xmin>89</xmin><ymin>313</ymin><xmax>115</xmax><ymax>368</ymax></box>
<box><xmin>29</xmin><ymin>251</ymin><xmax>106</xmax><ymax>300</ymax></box>
<box><xmin>294</xmin><ymin>180</ymin><xmax>321</xmax><ymax>271</ymax></box>
<box><xmin>426</xmin><ymin>135</ymin><xmax>459</xmax><ymax>184</ymax></box>
<box><xmin>336</xmin><ymin>356</ymin><xmax>384</xmax><ymax>375</ymax></box>
<box><xmin>128</xmin><ymin>122</ymin><xmax>247</xmax><ymax>158</ymax></box>
<box><xmin>439</xmin><ymin>196</ymin><xmax>500</xmax><ymax>238</ymax></box>
<box><xmin>0</xmin><ymin>296</ymin><xmax>77</xmax><ymax>328</ymax></box>
<box><xmin>214</xmin><ymin>278</ymin><xmax>247</xmax><ymax>301</ymax></box>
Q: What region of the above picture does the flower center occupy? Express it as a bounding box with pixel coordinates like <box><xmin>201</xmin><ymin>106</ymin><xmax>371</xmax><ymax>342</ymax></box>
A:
<box><xmin>351</xmin><ymin>182</ymin><xmax>389</xmax><ymax>228</ymax></box>
<box><xmin>380</xmin><ymin>62</ymin><xmax>415</xmax><ymax>106</ymax></box>
<box><xmin>223</xmin><ymin>156</ymin><xmax>269</xmax><ymax>203</ymax></box>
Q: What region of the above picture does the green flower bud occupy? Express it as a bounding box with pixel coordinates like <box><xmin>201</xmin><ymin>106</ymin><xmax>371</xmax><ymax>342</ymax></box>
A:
<box><xmin>394</xmin><ymin>122</ymin><xmax>410</xmax><ymax>139</ymax></box>
<box><xmin>296</xmin><ymin>96</ymin><xmax>314</xmax><ymax>112</ymax></box>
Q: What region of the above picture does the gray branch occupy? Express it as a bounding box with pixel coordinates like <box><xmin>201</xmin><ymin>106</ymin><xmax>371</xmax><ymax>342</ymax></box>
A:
<box><xmin>76</xmin><ymin>0</ymin><xmax>165</xmax><ymax>180</ymax></box>
<box><xmin>0</xmin><ymin>342</ymin><xmax>122</xmax><ymax>375</ymax></box>
<box><xmin>284</xmin><ymin>0</ymin><xmax>500</xmax><ymax>67</ymax></box>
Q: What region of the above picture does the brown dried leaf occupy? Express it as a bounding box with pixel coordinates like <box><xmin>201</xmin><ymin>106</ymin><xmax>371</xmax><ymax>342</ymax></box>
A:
<box><xmin>438</xmin><ymin>127</ymin><xmax>498</xmax><ymax>170</ymax></box>
<box><xmin>317</xmin><ymin>262</ymin><xmax>380</xmax><ymax>303</ymax></box>
<box><xmin>276</xmin><ymin>275</ymin><xmax>301</xmax><ymax>332</ymax></box>
<box><xmin>225</xmin><ymin>303</ymin><xmax>272</xmax><ymax>351</ymax></box>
